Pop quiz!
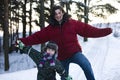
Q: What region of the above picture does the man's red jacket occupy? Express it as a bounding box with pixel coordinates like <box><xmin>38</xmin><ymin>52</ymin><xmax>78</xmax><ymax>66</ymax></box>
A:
<box><xmin>20</xmin><ymin>19</ymin><xmax>112</xmax><ymax>60</ymax></box>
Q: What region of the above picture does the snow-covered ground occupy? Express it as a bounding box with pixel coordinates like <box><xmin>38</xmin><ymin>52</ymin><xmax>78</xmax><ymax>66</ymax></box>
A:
<box><xmin>0</xmin><ymin>23</ymin><xmax>120</xmax><ymax>80</ymax></box>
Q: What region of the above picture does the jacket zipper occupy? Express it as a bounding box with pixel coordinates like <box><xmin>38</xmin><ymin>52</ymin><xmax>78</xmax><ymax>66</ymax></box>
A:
<box><xmin>59</xmin><ymin>22</ymin><xmax>64</xmax><ymax>46</ymax></box>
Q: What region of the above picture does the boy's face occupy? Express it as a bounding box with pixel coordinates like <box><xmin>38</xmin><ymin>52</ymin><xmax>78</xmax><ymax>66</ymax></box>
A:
<box><xmin>46</xmin><ymin>48</ymin><xmax>55</xmax><ymax>56</ymax></box>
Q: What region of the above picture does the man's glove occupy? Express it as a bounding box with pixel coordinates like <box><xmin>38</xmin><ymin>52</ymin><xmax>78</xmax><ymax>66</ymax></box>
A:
<box><xmin>16</xmin><ymin>40</ymin><xmax>25</xmax><ymax>50</ymax></box>
<box><xmin>65</xmin><ymin>75</ymin><xmax>72</xmax><ymax>80</ymax></box>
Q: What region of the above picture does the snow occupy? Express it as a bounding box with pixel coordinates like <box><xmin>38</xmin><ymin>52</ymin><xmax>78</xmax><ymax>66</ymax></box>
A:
<box><xmin>0</xmin><ymin>23</ymin><xmax>120</xmax><ymax>80</ymax></box>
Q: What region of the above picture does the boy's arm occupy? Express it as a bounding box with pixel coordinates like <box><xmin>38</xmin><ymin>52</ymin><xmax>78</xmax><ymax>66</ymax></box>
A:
<box><xmin>16</xmin><ymin>40</ymin><xmax>33</xmax><ymax>54</ymax></box>
<box><xmin>55</xmin><ymin>60</ymin><xmax>72</xmax><ymax>80</ymax></box>
<box><xmin>16</xmin><ymin>40</ymin><xmax>40</xmax><ymax>55</ymax></box>
<box><xmin>16</xmin><ymin>40</ymin><xmax>43</xmax><ymax>65</ymax></box>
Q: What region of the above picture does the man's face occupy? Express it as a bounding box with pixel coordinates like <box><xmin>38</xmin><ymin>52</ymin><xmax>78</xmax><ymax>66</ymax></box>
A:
<box><xmin>54</xmin><ymin>9</ymin><xmax>64</xmax><ymax>22</ymax></box>
<box><xmin>46</xmin><ymin>48</ymin><xmax>55</xmax><ymax>56</ymax></box>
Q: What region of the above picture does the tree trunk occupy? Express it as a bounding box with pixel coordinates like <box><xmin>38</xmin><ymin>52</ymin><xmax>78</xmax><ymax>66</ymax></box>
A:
<box><xmin>29</xmin><ymin>0</ymin><xmax>32</xmax><ymax>36</ymax></box>
<box><xmin>66</xmin><ymin>2</ymin><xmax>69</xmax><ymax>14</ymax></box>
<box><xmin>22</xmin><ymin>0</ymin><xmax>27</xmax><ymax>38</ymax></box>
<box><xmin>39</xmin><ymin>0</ymin><xmax>45</xmax><ymax>51</ymax></box>
<box><xmin>84</xmin><ymin>0</ymin><xmax>88</xmax><ymax>42</ymax></box>
<box><xmin>50</xmin><ymin>0</ymin><xmax>54</xmax><ymax>9</ymax></box>
<box><xmin>3</xmin><ymin>0</ymin><xmax>9</xmax><ymax>71</ymax></box>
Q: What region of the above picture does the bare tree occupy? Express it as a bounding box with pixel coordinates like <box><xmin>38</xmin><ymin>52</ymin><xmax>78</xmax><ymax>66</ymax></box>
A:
<box><xmin>22</xmin><ymin>0</ymin><xmax>27</xmax><ymax>38</ymax></box>
<box><xmin>3</xmin><ymin>0</ymin><xmax>9</xmax><ymax>71</ymax></box>
<box><xmin>84</xmin><ymin>0</ymin><xmax>89</xmax><ymax>42</ymax></box>
<box><xmin>29</xmin><ymin>0</ymin><xmax>33</xmax><ymax>36</ymax></box>
<box><xmin>39</xmin><ymin>0</ymin><xmax>45</xmax><ymax>51</ymax></box>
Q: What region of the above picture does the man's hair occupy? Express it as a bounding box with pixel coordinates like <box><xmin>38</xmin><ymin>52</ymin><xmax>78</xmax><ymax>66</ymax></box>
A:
<box><xmin>49</xmin><ymin>5</ymin><xmax>71</xmax><ymax>26</ymax></box>
<box><xmin>50</xmin><ymin>5</ymin><xmax>65</xmax><ymax>19</ymax></box>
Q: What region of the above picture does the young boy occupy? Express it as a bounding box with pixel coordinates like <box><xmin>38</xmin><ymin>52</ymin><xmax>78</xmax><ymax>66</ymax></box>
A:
<box><xmin>16</xmin><ymin>40</ymin><xmax>72</xmax><ymax>80</ymax></box>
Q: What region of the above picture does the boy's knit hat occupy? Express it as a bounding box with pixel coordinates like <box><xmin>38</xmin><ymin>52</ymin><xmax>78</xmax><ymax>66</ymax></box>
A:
<box><xmin>44</xmin><ymin>42</ymin><xmax>58</xmax><ymax>54</ymax></box>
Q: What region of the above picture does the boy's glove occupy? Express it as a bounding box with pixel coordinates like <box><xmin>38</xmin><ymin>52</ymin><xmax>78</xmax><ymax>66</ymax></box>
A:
<box><xmin>15</xmin><ymin>40</ymin><xmax>32</xmax><ymax>54</ymax></box>
<box><xmin>16</xmin><ymin>40</ymin><xmax>25</xmax><ymax>50</ymax></box>
<box><xmin>65</xmin><ymin>75</ymin><xmax>72</xmax><ymax>80</ymax></box>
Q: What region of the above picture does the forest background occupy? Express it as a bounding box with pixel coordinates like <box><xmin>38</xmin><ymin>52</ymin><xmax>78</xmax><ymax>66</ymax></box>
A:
<box><xmin>0</xmin><ymin>0</ymin><xmax>120</xmax><ymax>72</ymax></box>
